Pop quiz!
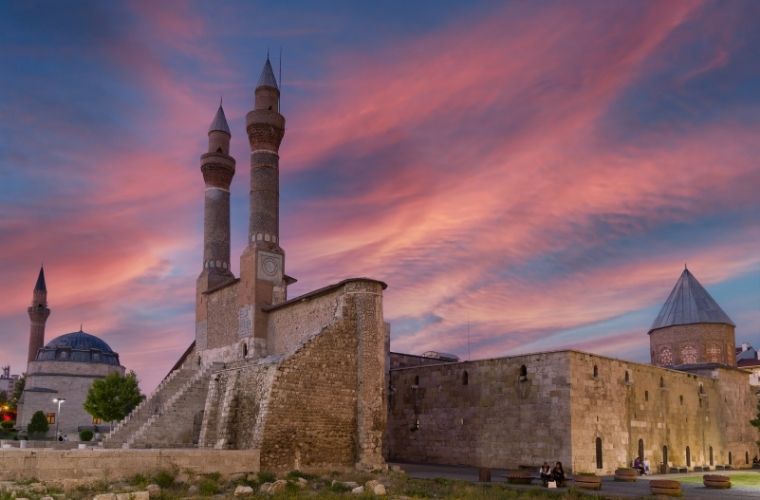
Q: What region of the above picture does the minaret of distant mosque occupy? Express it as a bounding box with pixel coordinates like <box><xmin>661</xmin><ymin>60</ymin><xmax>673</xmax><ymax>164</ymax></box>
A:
<box><xmin>27</xmin><ymin>266</ymin><xmax>50</xmax><ymax>363</ymax></box>
<box><xmin>197</xmin><ymin>101</ymin><xmax>236</xmax><ymax>291</ymax></box>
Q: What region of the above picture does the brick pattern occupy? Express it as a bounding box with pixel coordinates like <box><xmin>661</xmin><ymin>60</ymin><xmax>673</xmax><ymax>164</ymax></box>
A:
<box><xmin>650</xmin><ymin>323</ymin><xmax>736</xmax><ymax>367</ymax></box>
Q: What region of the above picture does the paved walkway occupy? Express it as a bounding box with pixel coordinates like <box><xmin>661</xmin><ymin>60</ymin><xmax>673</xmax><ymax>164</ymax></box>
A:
<box><xmin>393</xmin><ymin>462</ymin><xmax>760</xmax><ymax>499</ymax></box>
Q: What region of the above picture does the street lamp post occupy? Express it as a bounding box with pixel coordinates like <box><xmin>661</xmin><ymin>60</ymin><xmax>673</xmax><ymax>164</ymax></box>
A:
<box><xmin>52</xmin><ymin>398</ymin><xmax>65</xmax><ymax>439</ymax></box>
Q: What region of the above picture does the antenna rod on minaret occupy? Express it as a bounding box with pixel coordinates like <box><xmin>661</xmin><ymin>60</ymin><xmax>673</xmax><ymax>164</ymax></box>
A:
<box><xmin>279</xmin><ymin>46</ymin><xmax>283</xmax><ymax>111</ymax></box>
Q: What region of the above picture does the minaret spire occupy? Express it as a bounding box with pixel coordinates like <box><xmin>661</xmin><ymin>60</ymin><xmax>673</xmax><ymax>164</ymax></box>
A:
<box><xmin>27</xmin><ymin>266</ymin><xmax>51</xmax><ymax>363</ymax></box>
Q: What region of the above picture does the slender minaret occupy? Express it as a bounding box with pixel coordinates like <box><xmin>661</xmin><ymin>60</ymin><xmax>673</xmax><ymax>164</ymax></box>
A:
<box><xmin>239</xmin><ymin>56</ymin><xmax>289</xmax><ymax>352</ymax></box>
<box><xmin>198</xmin><ymin>103</ymin><xmax>236</xmax><ymax>290</ymax></box>
<box><xmin>27</xmin><ymin>266</ymin><xmax>50</xmax><ymax>363</ymax></box>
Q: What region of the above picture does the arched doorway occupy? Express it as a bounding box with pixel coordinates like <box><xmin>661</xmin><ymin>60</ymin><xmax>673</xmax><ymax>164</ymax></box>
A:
<box><xmin>662</xmin><ymin>446</ymin><xmax>669</xmax><ymax>468</ymax></box>
<box><xmin>686</xmin><ymin>446</ymin><xmax>691</xmax><ymax>467</ymax></box>
<box><xmin>709</xmin><ymin>446</ymin><xmax>714</xmax><ymax>466</ymax></box>
<box><xmin>729</xmin><ymin>451</ymin><xmax>732</xmax><ymax>466</ymax></box>
<box><xmin>638</xmin><ymin>439</ymin><xmax>644</xmax><ymax>461</ymax></box>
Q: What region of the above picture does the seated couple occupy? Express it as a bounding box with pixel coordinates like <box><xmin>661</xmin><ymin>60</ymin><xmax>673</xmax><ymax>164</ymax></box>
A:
<box><xmin>539</xmin><ymin>462</ymin><xmax>565</xmax><ymax>487</ymax></box>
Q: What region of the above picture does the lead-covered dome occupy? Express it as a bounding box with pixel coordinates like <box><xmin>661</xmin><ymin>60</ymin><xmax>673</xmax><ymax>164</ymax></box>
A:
<box><xmin>35</xmin><ymin>330</ymin><xmax>120</xmax><ymax>366</ymax></box>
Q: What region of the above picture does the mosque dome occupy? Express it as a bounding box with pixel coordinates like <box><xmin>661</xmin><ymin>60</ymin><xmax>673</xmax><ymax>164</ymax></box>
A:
<box><xmin>35</xmin><ymin>330</ymin><xmax>120</xmax><ymax>366</ymax></box>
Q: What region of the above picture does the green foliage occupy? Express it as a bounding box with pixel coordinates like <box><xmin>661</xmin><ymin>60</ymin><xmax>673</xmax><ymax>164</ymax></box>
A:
<box><xmin>152</xmin><ymin>470</ymin><xmax>176</xmax><ymax>489</ymax></box>
<box><xmin>1</xmin><ymin>421</ymin><xmax>14</xmax><ymax>430</ymax></box>
<box><xmin>28</xmin><ymin>410</ymin><xmax>49</xmax><ymax>436</ymax></box>
<box><xmin>286</xmin><ymin>470</ymin><xmax>316</xmax><ymax>481</ymax></box>
<box><xmin>0</xmin><ymin>391</ymin><xmax>7</xmax><ymax>406</ymax></box>
<box><xmin>128</xmin><ymin>473</ymin><xmax>149</xmax><ymax>488</ymax></box>
<box><xmin>10</xmin><ymin>376</ymin><xmax>25</xmax><ymax>410</ymax></box>
<box><xmin>84</xmin><ymin>371</ymin><xmax>144</xmax><ymax>424</ymax></box>
<box><xmin>198</xmin><ymin>477</ymin><xmax>220</xmax><ymax>496</ymax></box>
<box><xmin>750</xmin><ymin>397</ymin><xmax>760</xmax><ymax>444</ymax></box>
<box><xmin>79</xmin><ymin>429</ymin><xmax>94</xmax><ymax>441</ymax></box>
<box><xmin>257</xmin><ymin>471</ymin><xmax>277</xmax><ymax>483</ymax></box>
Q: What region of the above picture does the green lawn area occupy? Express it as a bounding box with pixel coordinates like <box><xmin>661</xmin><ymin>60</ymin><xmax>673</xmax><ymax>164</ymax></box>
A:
<box><xmin>674</xmin><ymin>472</ymin><xmax>760</xmax><ymax>487</ymax></box>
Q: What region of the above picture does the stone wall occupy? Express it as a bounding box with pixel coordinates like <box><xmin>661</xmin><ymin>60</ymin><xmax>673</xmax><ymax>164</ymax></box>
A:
<box><xmin>0</xmin><ymin>449</ymin><xmax>259</xmax><ymax>483</ymax></box>
<box><xmin>196</xmin><ymin>280</ymin><xmax>245</xmax><ymax>362</ymax></box>
<box><xmin>19</xmin><ymin>360</ymin><xmax>124</xmax><ymax>435</ymax></box>
<box><xmin>387</xmin><ymin>350</ymin><xmax>760</xmax><ymax>474</ymax></box>
<box><xmin>388</xmin><ymin>352</ymin><xmax>573</xmax><ymax>469</ymax></box>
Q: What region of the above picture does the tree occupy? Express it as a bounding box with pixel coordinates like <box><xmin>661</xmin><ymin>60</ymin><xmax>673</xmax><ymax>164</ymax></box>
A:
<box><xmin>751</xmin><ymin>396</ymin><xmax>760</xmax><ymax>445</ymax></box>
<box><xmin>28</xmin><ymin>410</ymin><xmax>49</xmax><ymax>437</ymax></box>
<box><xmin>84</xmin><ymin>371</ymin><xmax>144</xmax><ymax>428</ymax></box>
<box><xmin>10</xmin><ymin>375</ymin><xmax>25</xmax><ymax>410</ymax></box>
<box><xmin>0</xmin><ymin>391</ymin><xmax>7</xmax><ymax>406</ymax></box>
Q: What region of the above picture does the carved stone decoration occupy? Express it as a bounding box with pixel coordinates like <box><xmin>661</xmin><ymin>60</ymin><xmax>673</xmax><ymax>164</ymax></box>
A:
<box><xmin>681</xmin><ymin>345</ymin><xmax>698</xmax><ymax>365</ymax></box>
<box><xmin>659</xmin><ymin>346</ymin><xmax>673</xmax><ymax>366</ymax></box>
<box><xmin>238</xmin><ymin>305</ymin><xmax>253</xmax><ymax>338</ymax></box>
<box><xmin>258</xmin><ymin>251</ymin><xmax>283</xmax><ymax>282</ymax></box>
<box><xmin>706</xmin><ymin>343</ymin><xmax>722</xmax><ymax>363</ymax></box>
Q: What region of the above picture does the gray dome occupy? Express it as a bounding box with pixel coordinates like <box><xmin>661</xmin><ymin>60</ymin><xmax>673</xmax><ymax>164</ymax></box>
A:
<box><xmin>35</xmin><ymin>330</ymin><xmax>120</xmax><ymax>366</ymax></box>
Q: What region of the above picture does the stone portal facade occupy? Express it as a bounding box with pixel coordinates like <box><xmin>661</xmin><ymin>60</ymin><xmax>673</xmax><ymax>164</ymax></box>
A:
<box><xmin>104</xmin><ymin>58</ymin><xmax>389</xmax><ymax>472</ymax></box>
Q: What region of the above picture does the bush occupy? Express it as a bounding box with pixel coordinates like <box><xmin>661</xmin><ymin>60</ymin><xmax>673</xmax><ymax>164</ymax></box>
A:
<box><xmin>28</xmin><ymin>411</ymin><xmax>49</xmax><ymax>437</ymax></box>
<box><xmin>257</xmin><ymin>471</ymin><xmax>276</xmax><ymax>483</ymax></box>
<box><xmin>79</xmin><ymin>429</ymin><xmax>94</xmax><ymax>441</ymax></box>
<box><xmin>198</xmin><ymin>477</ymin><xmax>219</xmax><ymax>496</ymax></box>
<box><xmin>153</xmin><ymin>470</ymin><xmax>176</xmax><ymax>489</ymax></box>
<box><xmin>1</xmin><ymin>421</ymin><xmax>15</xmax><ymax>430</ymax></box>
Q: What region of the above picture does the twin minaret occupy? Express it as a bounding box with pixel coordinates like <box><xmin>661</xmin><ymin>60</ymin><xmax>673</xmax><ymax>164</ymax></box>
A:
<box><xmin>27</xmin><ymin>266</ymin><xmax>50</xmax><ymax>363</ymax></box>
<box><xmin>196</xmin><ymin>57</ymin><xmax>289</xmax><ymax>356</ymax></box>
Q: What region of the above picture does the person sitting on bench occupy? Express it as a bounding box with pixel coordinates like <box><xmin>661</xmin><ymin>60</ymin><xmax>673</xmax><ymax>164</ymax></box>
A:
<box><xmin>552</xmin><ymin>461</ymin><xmax>566</xmax><ymax>487</ymax></box>
<box><xmin>633</xmin><ymin>456</ymin><xmax>645</xmax><ymax>475</ymax></box>
<box><xmin>539</xmin><ymin>462</ymin><xmax>552</xmax><ymax>486</ymax></box>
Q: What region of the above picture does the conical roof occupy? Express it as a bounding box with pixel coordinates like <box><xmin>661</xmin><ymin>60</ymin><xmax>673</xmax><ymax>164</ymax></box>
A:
<box><xmin>649</xmin><ymin>268</ymin><xmax>735</xmax><ymax>333</ymax></box>
<box><xmin>208</xmin><ymin>104</ymin><xmax>231</xmax><ymax>135</ymax></box>
<box><xmin>34</xmin><ymin>266</ymin><xmax>46</xmax><ymax>292</ymax></box>
<box><xmin>257</xmin><ymin>57</ymin><xmax>278</xmax><ymax>89</ymax></box>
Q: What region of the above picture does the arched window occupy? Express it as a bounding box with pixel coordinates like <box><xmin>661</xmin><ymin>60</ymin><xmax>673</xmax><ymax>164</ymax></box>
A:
<box><xmin>519</xmin><ymin>365</ymin><xmax>527</xmax><ymax>381</ymax></box>
<box><xmin>662</xmin><ymin>446</ymin><xmax>668</xmax><ymax>467</ymax></box>
<box><xmin>645</xmin><ymin>390</ymin><xmax>649</xmax><ymax>401</ymax></box>
<box><xmin>686</xmin><ymin>446</ymin><xmax>691</xmax><ymax>467</ymax></box>
<box><xmin>729</xmin><ymin>451</ymin><xmax>732</xmax><ymax>465</ymax></box>
<box><xmin>462</xmin><ymin>371</ymin><xmax>469</xmax><ymax>386</ymax></box>
<box><xmin>660</xmin><ymin>377</ymin><xmax>665</xmax><ymax>388</ymax></box>
<box><xmin>414</xmin><ymin>375</ymin><xmax>420</xmax><ymax>386</ymax></box>
<box><xmin>243</xmin><ymin>343</ymin><xmax>248</xmax><ymax>357</ymax></box>
<box><xmin>593</xmin><ymin>365</ymin><xmax>598</xmax><ymax>378</ymax></box>
<box><xmin>595</xmin><ymin>437</ymin><xmax>603</xmax><ymax>469</ymax></box>
<box><xmin>709</xmin><ymin>446</ymin><xmax>714</xmax><ymax>466</ymax></box>
<box><xmin>625</xmin><ymin>371</ymin><xmax>630</xmax><ymax>383</ymax></box>
<box><xmin>746</xmin><ymin>451</ymin><xmax>750</xmax><ymax>465</ymax></box>
<box><xmin>699</xmin><ymin>384</ymin><xmax>704</xmax><ymax>394</ymax></box>
<box><xmin>638</xmin><ymin>439</ymin><xmax>644</xmax><ymax>461</ymax></box>
<box><xmin>679</xmin><ymin>395</ymin><xmax>683</xmax><ymax>405</ymax></box>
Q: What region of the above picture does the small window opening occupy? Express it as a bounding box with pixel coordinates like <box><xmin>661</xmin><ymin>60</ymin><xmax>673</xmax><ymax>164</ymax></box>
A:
<box><xmin>625</xmin><ymin>371</ymin><xmax>630</xmax><ymax>383</ymax></box>
<box><xmin>268</xmin><ymin>105</ymin><xmax>273</xmax><ymax>110</ymax></box>
<box><xmin>462</xmin><ymin>371</ymin><xmax>469</xmax><ymax>386</ymax></box>
<box><xmin>662</xmin><ymin>446</ymin><xmax>668</xmax><ymax>466</ymax></box>
<box><xmin>593</xmin><ymin>365</ymin><xmax>598</xmax><ymax>378</ymax></box>
<box><xmin>746</xmin><ymin>451</ymin><xmax>750</xmax><ymax>465</ymax></box>
<box><xmin>197</xmin><ymin>356</ymin><xmax>201</xmax><ymax>366</ymax></box>
<box><xmin>216</xmin><ymin>147</ymin><xmax>223</xmax><ymax>153</ymax></box>
<box><xmin>595</xmin><ymin>437</ymin><xmax>603</xmax><ymax>469</ymax></box>
<box><xmin>729</xmin><ymin>451</ymin><xmax>732</xmax><ymax>465</ymax></box>
<box><xmin>699</xmin><ymin>399</ymin><xmax>702</xmax><ymax>408</ymax></box>
<box><xmin>686</xmin><ymin>446</ymin><xmax>691</xmax><ymax>467</ymax></box>
<box><xmin>414</xmin><ymin>375</ymin><xmax>420</xmax><ymax>386</ymax></box>
<box><xmin>47</xmin><ymin>413</ymin><xmax>56</xmax><ymax>424</ymax></box>
<box><xmin>519</xmin><ymin>365</ymin><xmax>527</xmax><ymax>381</ymax></box>
<box><xmin>638</xmin><ymin>439</ymin><xmax>644</xmax><ymax>460</ymax></box>
<box><xmin>645</xmin><ymin>390</ymin><xmax>649</xmax><ymax>401</ymax></box>
<box><xmin>699</xmin><ymin>384</ymin><xmax>704</xmax><ymax>394</ymax></box>
<box><xmin>679</xmin><ymin>395</ymin><xmax>683</xmax><ymax>405</ymax></box>
<box><xmin>709</xmin><ymin>446</ymin><xmax>714</xmax><ymax>466</ymax></box>
<box><xmin>243</xmin><ymin>343</ymin><xmax>248</xmax><ymax>357</ymax></box>
<box><xmin>660</xmin><ymin>377</ymin><xmax>665</xmax><ymax>388</ymax></box>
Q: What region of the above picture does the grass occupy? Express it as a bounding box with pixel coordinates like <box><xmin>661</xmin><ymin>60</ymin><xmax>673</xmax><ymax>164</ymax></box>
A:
<box><xmin>673</xmin><ymin>471</ymin><xmax>760</xmax><ymax>487</ymax></box>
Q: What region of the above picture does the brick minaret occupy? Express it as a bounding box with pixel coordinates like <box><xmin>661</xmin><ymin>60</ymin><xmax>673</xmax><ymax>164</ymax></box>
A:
<box><xmin>198</xmin><ymin>103</ymin><xmax>236</xmax><ymax>291</ymax></box>
<box><xmin>239</xmin><ymin>56</ymin><xmax>289</xmax><ymax>353</ymax></box>
<box><xmin>27</xmin><ymin>266</ymin><xmax>50</xmax><ymax>363</ymax></box>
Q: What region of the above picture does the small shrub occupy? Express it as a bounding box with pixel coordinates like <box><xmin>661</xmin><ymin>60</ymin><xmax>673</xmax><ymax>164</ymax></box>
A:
<box><xmin>153</xmin><ymin>470</ymin><xmax>175</xmax><ymax>489</ymax></box>
<box><xmin>1</xmin><ymin>421</ymin><xmax>15</xmax><ymax>430</ymax></box>
<box><xmin>128</xmin><ymin>473</ymin><xmax>149</xmax><ymax>488</ymax></box>
<box><xmin>28</xmin><ymin>411</ymin><xmax>49</xmax><ymax>437</ymax></box>
<box><xmin>79</xmin><ymin>429</ymin><xmax>94</xmax><ymax>441</ymax></box>
<box><xmin>286</xmin><ymin>470</ymin><xmax>317</xmax><ymax>480</ymax></box>
<box><xmin>329</xmin><ymin>482</ymin><xmax>352</xmax><ymax>493</ymax></box>
<box><xmin>257</xmin><ymin>471</ymin><xmax>276</xmax><ymax>483</ymax></box>
<box><xmin>198</xmin><ymin>478</ymin><xmax>219</xmax><ymax>496</ymax></box>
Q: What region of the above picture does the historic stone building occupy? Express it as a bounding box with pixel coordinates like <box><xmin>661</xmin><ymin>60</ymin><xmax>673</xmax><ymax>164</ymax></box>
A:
<box><xmin>17</xmin><ymin>268</ymin><xmax>125</xmax><ymax>436</ymax></box>
<box><xmin>387</xmin><ymin>268</ymin><xmax>759</xmax><ymax>474</ymax></box>
<box><xmin>103</xmin><ymin>58</ymin><xmax>388</xmax><ymax>472</ymax></box>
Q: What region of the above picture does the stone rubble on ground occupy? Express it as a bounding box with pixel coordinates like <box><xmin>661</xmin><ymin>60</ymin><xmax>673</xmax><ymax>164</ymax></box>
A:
<box><xmin>187</xmin><ymin>485</ymin><xmax>199</xmax><ymax>495</ymax></box>
<box><xmin>296</xmin><ymin>477</ymin><xmax>308</xmax><ymax>488</ymax></box>
<box><xmin>351</xmin><ymin>485</ymin><xmax>364</xmax><ymax>495</ymax></box>
<box><xmin>233</xmin><ymin>485</ymin><xmax>254</xmax><ymax>496</ymax></box>
<box><xmin>365</xmin><ymin>479</ymin><xmax>387</xmax><ymax>496</ymax></box>
<box><xmin>146</xmin><ymin>483</ymin><xmax>161</xmax><ymax>498</ymax></box>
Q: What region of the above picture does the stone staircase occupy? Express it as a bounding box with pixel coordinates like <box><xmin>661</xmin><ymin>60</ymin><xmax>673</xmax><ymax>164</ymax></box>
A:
<box><xmin>103</xmin><ymin>364</ymin><xmax>216</xmax><ymax>448</ymax></box>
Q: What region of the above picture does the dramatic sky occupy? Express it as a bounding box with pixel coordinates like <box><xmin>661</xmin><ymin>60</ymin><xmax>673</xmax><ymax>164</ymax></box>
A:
<box><xmin>1</xmin><ymin>0</ymin><xmax>759</xmax><ymax>393</ymax></box>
